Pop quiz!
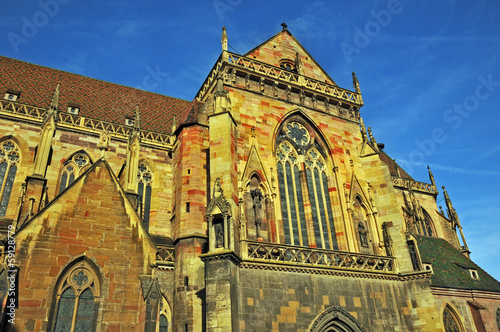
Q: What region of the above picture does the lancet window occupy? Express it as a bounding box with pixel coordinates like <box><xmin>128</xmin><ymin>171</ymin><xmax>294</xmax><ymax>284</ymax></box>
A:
<box><xmin>59</xmin><ymin>152</ymin><xmax>92</xmax><ymax>193</ymax></box>
<box><xmin>138</xmin><ymin>161</ymin><xmax>153</xmax><ymax>229</ymax></box>
<box><xmin>276</xmin><ymin>120</ymin><xmax>337</xmax><ymax>249</ymax></box>
<box><xmin>421</xmin><ymin>209</ymin><xmax>435</xmax><ymax>237</ymax></box>
<box><xmin>52</xmin><ymin>260</ymin><xmax>100</xmax><ymax>332</ymax></box>
<box><xmin>0</xmin><ymin>140</ymin><xmax>20</xmax><ymax>216</ymax></box>
<box><xmin>158</xmin><ymin>297</ymin><xmax>170</xmax><ymax>332</ymax></box>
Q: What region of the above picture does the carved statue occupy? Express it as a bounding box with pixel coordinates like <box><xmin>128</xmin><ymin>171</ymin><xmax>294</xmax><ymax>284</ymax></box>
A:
<box><xmin>358</xmin><ymin>222</ymin><xmax>369</xmax><ymax>248</ymax></box>
<box><xmin>214</xmin><ymin>221</ymin><xmax>224</xmax><ymax>248</ymax></box>
<box><xmin>250</xmin><ymin>188</ymin><xmax>263</xmax><ymax>227</ymax></box>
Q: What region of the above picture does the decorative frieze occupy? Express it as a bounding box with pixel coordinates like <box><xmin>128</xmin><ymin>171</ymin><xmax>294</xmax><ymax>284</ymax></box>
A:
<box><xmin>391</xmin><ymin>176</ymin><xmax>438</xmax><ymax>195</ymax></box>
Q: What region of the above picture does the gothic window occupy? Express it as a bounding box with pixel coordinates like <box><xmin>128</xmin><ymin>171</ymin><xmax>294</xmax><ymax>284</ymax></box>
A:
<box><xmin>52</xmin><ymin>260</ymin><xmax>100</xmax><ymax>332</ymax></box>
<box><xmin>309</xmin><ymin>306</ymin><xmax>366</xmax><ymax>332</ymax></box>
<box><xmin>59</xmin><ymin>152</ymin><xmax>92</xmax><ymax>193</ymax></box>
<box><xmin>276</xmin><ymin>121</ymin><xmax>337</xmax><ymax>249</ymax></box>
<box><xmin>138</xmin><ymin>161</ymin><xmax>153</xmax><ymax>230</ymax></box>
<box><xmin>158</xmin><ymin>297</ymin><xmax>170</xmax><ymax>332</ymax></box>
<box><xmin>443</xmin><ymin>305</ymin><xmax>463</xmax><ymax>332</ymax></box>
<box><xmin>279</xmin><ymin>60</ymin><xmax>297</xmax><ymax>74</ymax></box>
<box><xmin>304</xmin><ymin>148</ymin><xmax>336</xmax><ymax>249</ymax></box>
<box><xmin>421</xmin><ymin>209</ymin><xmax>435</xmax><ymax>237</ymax></box>
<box><xmin>0</xmin><ymin>140</ymin><xmax>20</xmax><ymax>217</ymax></box>
<box><xmin>277</xmin><ymin>141</ymin><xmax>308</xmax><ymax>246</ymax></box>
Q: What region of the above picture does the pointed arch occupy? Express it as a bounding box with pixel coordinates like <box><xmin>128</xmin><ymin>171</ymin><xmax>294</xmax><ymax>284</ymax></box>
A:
<box><xmin>49</xmin><ymin>257</ymin><xmax>101</xmax><ymax>332</ymax></box>
<box><xmin>420</xmin><ymin>208</ymin><xmax>435</xmax><ymax>237</ymax></box>
<box><xmin>0</xmin><ymin>139</ymin><xmax>21</xmax><ymax>216</ymax></box>
<box><xmin>309</xmin><ymin>306</ymin><xmax>366</xmax><ymax>332</ymax></box>
<box><xmin>441</xmin><ymin>303</ymin><xmax>465</xmax><ymax>332</ymax></box>
<box><xmin>158</xmin><ymin>296</ymin><xmax>172</xmax><ymax>332</ymax></box>
<box><xmin>58</xmin><ymin>150</ymin><xmax>93</xmax><ymax>194</ymax></box>
<box><xmin>138</xmin><ymin>160</ymin><xmax>154</xmax><ymax>230</ymax></box>
<box><xmin>274</xmin><ymin>114</ymin><xmax>339</xmax><ymax>249</ymax></box>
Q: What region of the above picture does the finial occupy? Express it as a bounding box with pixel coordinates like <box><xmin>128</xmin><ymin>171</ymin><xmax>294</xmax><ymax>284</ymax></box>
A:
<box><xmin>50</xmin><ymin>83</ymin><xmax>60</xmax><ymax>111</ymax></box>
<box><xmin>281</xmin><ymin>22</ymin><xmax>288</xmax><ymax>31</ymax></box>
<box><xmin>171</xmin><ymin>115</ymin><xmax>177</xmax><ymax>134</ymax></box>
<box><xmin>352</xmin><ymin>72</ymin><xmax>361</xmax><ymax>94</ymax></box>
<box><xmin>427</xmin><ymin>165</ymin><xmax>436</xmax><ymax>186</ymax></box>
<box><xmin>221</xmin><ymin>26</ymin><xmax>228</xmax><ymax>52</ymax></box>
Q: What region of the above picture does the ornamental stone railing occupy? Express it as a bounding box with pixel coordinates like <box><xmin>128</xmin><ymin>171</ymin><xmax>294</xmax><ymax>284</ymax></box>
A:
<box><xmin>391</xmin><ymin>176</ymin><xmax>438</xmax><ymax>195</ymax></box>
<box><xmin>0</xmin><ymin>99</ymin><xmax>175</xmax><ymax>147</ymax></box>
<box><xmin>195</xmin><ymin>51</ymin><xmax>363</xmax><ymax>107</ymax></box>
<box><xmin>244</xmin><ymin>240</ymin><xmax>395</xmax><ymax>273</ymax></box>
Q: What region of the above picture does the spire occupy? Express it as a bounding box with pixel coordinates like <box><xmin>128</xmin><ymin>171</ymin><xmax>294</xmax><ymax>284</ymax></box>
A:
<box><xmin>427</xmin><ymin>165</ymin><xmax>436</xmax><ymax>186</ymax></box>
<box><xmin>171</xmin><ymin>115</ymin><xmax>177</xmax><ymax>134</ymax></box>
<box><xmin>442</xmin><ymin>186</ymin><xmax>470</xmax><ymax>255</ymax></box>
<box><xmin>221</xmin><ymin>26</ymin><xmax>228</xmax><ymax>52</ymax></box>
<box><xmin>352</xmin><ymin>72</ymin><xmax>363</xmax><ymax>105</ymax></box>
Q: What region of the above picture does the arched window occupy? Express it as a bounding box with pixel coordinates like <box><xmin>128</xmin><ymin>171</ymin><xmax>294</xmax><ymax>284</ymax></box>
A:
<box><xmin>158</xmin><ymin>297</ymin><xmax>170</xmax><ymax>332</ymax></box>
<box><xmin>304</xmin><ymin>148</ymin><xmax>336</xmax><ymax>249</ymax></box>
<box><xmin>138</xmin><ymin>161</ymin><xmax>153</xmax><ymax>230</ymax></box>
<box><xmin>443</xmin><ymin>305</ymin><xmax>464</xmax><ymax>332</ymax></box>
<box><xmin>276</xmin><ymin>120</ymin><xmax>337</xmax><ymax>249</ymax></box>
<box><xmin>52</xmin><ymin>259</ymin><xmax>100</xmax><ymax>332</ymax></box>
<box><xmin>0</xmin><ymin>140</ymin><xmax>20</xmax><ymax>216</ymax></box>
<box><xmin>421</xmin><ymin>209</ymin><xmax>435</xmax><ymax>237</ymax></box>
<box><xmin>59</xmin><ymin>152</ymin><xmax>92</xmax><ymax>193</ymax></box>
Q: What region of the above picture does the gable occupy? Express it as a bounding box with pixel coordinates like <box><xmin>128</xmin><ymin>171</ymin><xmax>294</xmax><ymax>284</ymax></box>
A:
<box><xmin>15</xmin><ymin>159</ymin><xmax>157</xmax><ymax>269</ymax></box>
<box><xmin>244</xmin><ymin>30</ymin><xmax>336</xmax><ymax>85</ymax></box>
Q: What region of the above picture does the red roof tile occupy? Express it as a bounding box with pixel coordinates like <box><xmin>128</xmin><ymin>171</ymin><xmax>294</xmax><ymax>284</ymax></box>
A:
<box><xmin>0</xmin><ymin>56</ymin><xmax>192</xmax><ymax>134</ymax></box>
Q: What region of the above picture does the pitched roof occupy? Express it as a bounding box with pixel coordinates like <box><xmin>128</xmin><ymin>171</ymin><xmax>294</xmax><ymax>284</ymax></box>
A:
<box><xmin>0</xmin><ymin>56</ymin><xmax>192</xmax><ymax>134</ymax></box>
<box><xmin>415</xmin><ymin>235</ymin><xmax>500</xmax><ymax>292</ymax></box>
<box><xmin>379</xmin><ymin>150</ymin><xmax>414</xmax><ymax>180</ymax></box>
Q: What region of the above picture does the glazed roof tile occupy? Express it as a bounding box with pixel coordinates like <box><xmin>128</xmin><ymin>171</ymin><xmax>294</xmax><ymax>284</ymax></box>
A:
<box><xmin>415</xmin><ymin>235</ymin><xmax>500</xmax><ymax>292</ymax></box>
<box><xmin>0</xmin><ymin>56</ymin><xmax>192</xmax><ymax>134</ymax></box>
<box><xmin>379</xmin><ymin>150</ymin><xmax>414</xmax><ymax>180</ymax></box>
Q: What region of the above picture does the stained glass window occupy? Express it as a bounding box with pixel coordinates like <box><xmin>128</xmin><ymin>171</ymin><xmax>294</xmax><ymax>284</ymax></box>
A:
<box><xmin>53</xmin><ymin>260</ymin><xmax>99</xmax><ymax>332</ymax></box>
<box><xmin>0</xmin><ymin>140</ymin><xmax>20</xmax><ymax>216</ymax></box>
<box><xmin>443</xmin><ymin>305</ymin><xmax>462</xmax><ymax>332</ymax></box>
<box><xmin>138</xmin><ymin>161</ymin><xmax>153</xmax><ymax>230</ymax></box>
<box><xmin>59</xmin><ymin>152</ymin><xmax>92</xmax><ymax>193</ymax></box>
<box><xmin>276</xmin><ymin>124</ymin><xmax>337</xmax><ymax>249</ymax></box>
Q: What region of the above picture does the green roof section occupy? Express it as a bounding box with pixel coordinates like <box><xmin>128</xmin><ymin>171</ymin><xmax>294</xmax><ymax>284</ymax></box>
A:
<box><xmin>415</xmin><ymin>235</ymin><xmax>500</xmax><ymax>292</ymax></box>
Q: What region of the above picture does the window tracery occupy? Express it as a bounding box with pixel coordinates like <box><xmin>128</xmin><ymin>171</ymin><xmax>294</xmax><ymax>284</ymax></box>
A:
<box><xmin>59</xmin><ymin>152</ymin><xmax>92</xmax><ymax>194</ymax></box>
<box><xmin>443</xmin><ymin>305</ymin><xmax>463</xmax><ymax>332</ymax></box>
<box><xmin>158</xmin><ymin>297</ymin><xmax>170</xmax><ymax>332</ymax></box>
<box><xmin>52</xmin><ymin>260</ymin><xmax>100</xmax><ymax>332</ymax></box>
<box><xmin>0</xmin><ymin>140</ymin><xmax>20</xmax><ymax>216</ymax></box>
<box><xmin>138</xmin><ymin>161</ymin><xmax>153</xmax><ymax>230</ymax></box>
<box><xmin>276</xmin><ymin>121</ymin><xmax>337</xmax><ymax>249</ymax></box>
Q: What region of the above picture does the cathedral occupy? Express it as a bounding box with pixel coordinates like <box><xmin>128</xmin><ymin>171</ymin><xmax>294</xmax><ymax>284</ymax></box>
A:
<box><xmin>0</xmin><ymin>25</ymin><xmax>499</xmax><ymax>331</ymax></box>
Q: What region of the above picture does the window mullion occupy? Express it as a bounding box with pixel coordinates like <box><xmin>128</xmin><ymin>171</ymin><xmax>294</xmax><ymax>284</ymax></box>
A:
<box><xmin>311</xmin><ymin>166</ymin><xmax>325</xmax><ymax>248</ymax></box>
<box><xmin>291</xmin><ymin>161</ymin><xmax>303</xmax><ymax>246</ymax></box>
<box><xmin>70</xmin><ymin>293</ymin><xmax>80</xmax><ymax>332</ymax></box>
<box><xmin>319</xmin><ymin>170</ymin><xmax>334</xmax><ymax>249</ymax></box>
<box><xmin>283</xmin><ymin>162</ymin><xmax>295</xmax><ymax>245</ymax></box>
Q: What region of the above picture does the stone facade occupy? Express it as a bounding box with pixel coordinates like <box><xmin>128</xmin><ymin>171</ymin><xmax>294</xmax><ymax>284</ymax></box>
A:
<box><xmin>0</xmin><ymin>26</ymin><xmax>499</xmax><ymax>331</ymax></box>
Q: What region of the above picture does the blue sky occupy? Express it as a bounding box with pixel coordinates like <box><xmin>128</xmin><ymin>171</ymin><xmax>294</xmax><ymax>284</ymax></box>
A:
<box><xmin>2</xmin><ymin>1</ymin><xmax>500</xmax><ymax>280</ymax></box>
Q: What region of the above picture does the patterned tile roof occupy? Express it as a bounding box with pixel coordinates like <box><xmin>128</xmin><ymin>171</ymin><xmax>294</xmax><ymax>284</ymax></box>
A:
<box><xmin>415</xmin><ymin>235</ymin><xmax>500</xmax><ymax>292</ymax></box>
<box><xmin>0</xmin><ymin>56</ymin><xmax>192</xmax><ymax>134</ymax></box>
